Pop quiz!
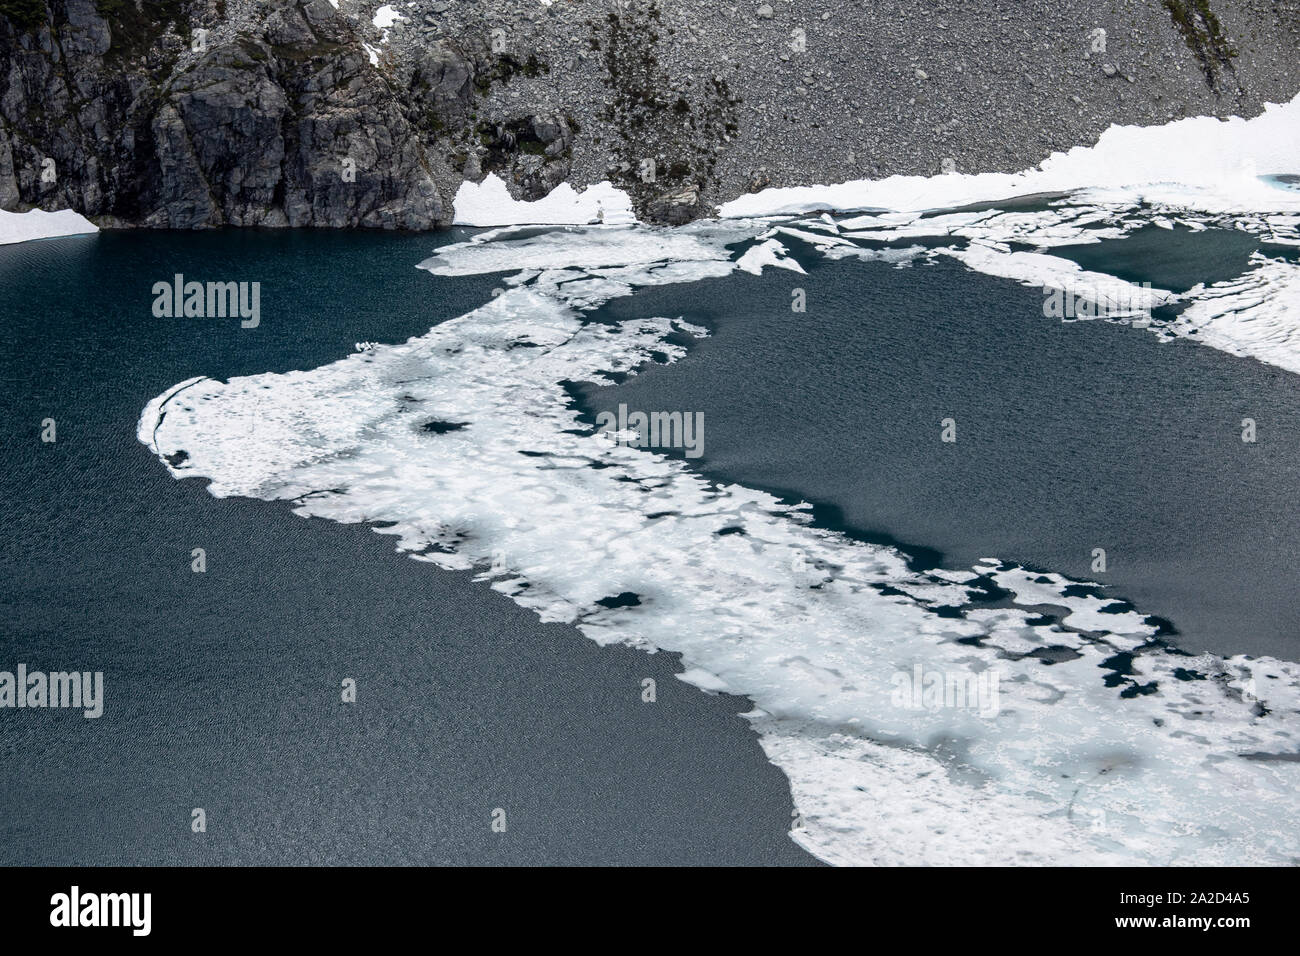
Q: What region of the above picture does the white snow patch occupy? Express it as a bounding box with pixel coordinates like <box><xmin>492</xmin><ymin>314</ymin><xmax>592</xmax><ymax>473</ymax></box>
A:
<box><xmin>453</xmin><ymin>174</ymin><xmax>636</xmax><ymax>227</ymax></box>
<box><xmin>0</xmin><ymin>208</ymin><xmax>98</xmax><ymax>246</ymax></box>
<box><xmin>721</xmin><ymin>95</ymin><xmax>1300</xmax><ymax>219</ymax></box>
<box><xmin>372</xmin><ymin>4</ymin><xmax>406</xmax><ymax>29</ymax></box>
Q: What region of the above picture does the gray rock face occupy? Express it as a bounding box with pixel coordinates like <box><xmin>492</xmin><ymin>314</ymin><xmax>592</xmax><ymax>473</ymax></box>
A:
<box><xmin>395</xmin><ymin>0</ymin><xmax>1300</xmax><ymax>224</ymax></box>
<box><xmin>0</xmin><ymin>0</ymin><xmax>460</xmax><ymax>228</ymax></box>
<box><xmin>414</xmin><ymin>41</ymin><xmax>474</xmax><ymax>115</ymax></box>
<box><xmin>2</xmin><ymin>0</ymin><xmax>1300</xmax><ymax>228</ymax></box>
<box><xmin>646</xmin><ymin>184</ymin><xmax>705</xmax><ymax>226</ymax></box>
<box><xmin>475</xmin><ymin>113</ymin><xmax>574</xmax><ymax>201</ymax></box>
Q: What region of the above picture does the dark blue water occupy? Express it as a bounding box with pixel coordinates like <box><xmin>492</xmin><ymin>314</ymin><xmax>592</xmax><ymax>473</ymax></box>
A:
<box><xmin>578</xmin><ymin>246</ymin><xmax>1300</xmax><ymax>660</ymax></box>
<box><xmin>5</xmin><ymin>224</ymin><xmax>1298</xmax><ymax>866</ymax></box>
<box><xmin>0</xmin><ymin>231</ymin><xmax>815</xmax><ymax>865</ymax></box>
<box><xmin>1045</xmin><ymin>224</ymin><xmax>1291</xmax><ymax>292</ymax></box>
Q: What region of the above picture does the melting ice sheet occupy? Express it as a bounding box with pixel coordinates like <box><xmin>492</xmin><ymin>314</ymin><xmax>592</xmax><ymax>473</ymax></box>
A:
<box><xmin>140</xmin><ymin>218</ymin><xmax>1300</xmax><ymax>866</ymax></box>
<box><xmin>0</xmin><ymin>208</ymin><xmax>97</xmax><ymax>245</ymax></box>
<box><xmin>757</xmin><ymin>205</ymin><xmax>1300</xmax><ymax>377</ymax></box>
<box><xmin>721</xmin><ymin>94</ymin><xmax>1300</xmax><ymax>377</ymax></box>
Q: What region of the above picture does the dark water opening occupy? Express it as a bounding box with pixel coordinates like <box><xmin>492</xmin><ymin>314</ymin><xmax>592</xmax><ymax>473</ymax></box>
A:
<box><xmin>576</xmin><ymin>248</ymin><xmax>1300</xmax><ymax>661</ymax></box>
<box><xmin>1047</xmin><ymin>224</ymin><xmax>1260</xmax><ymax>292</ymax></box>
<box><xmin>0</xmin><ymin>230</ymin><xmax>815</xmax><ymax>865</ymax></box>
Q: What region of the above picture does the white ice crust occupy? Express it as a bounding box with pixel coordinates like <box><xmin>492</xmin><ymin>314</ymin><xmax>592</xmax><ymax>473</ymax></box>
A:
<box><xmin>0</xmin><ymin>208</ymin><xmax>98</xmax><ymax>246</ymax></box>
<box><xmin>137</xmin><ymin>98</ymin><xmax>1300</xmax><ymax>866</ymax></box>
<box><xmin>140</xmin><ymin>215</ymin><xmax>1300</xmax><ymax>866</ymax></box>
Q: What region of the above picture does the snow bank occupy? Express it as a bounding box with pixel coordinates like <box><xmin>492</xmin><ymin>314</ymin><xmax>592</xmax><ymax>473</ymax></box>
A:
<box><xmin>721</xmin><ymin>95</ymin><xmax>1300</xmax><ymax>218</ymax></box>
<box><xmin>0</xmin><ymin>208</ymin><xmax>98</xmax><ymax>246</ymax></box>
<box><xmin>453</xmin><ymin>173</ymin><xmax>636</xmax><ymax>227</ymax></box>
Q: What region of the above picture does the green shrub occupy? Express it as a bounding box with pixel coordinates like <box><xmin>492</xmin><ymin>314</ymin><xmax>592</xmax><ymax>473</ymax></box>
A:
<box><xmin>0</xmin><ymin>0</ymin><xmax>48</xmax><ymax>31</ymax></box>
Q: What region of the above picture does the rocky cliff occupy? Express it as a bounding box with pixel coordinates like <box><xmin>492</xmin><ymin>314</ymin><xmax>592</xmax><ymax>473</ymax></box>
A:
<box><xmin>2</xmin><ymin>0</ymin><xmax>1298</xmax><ymax>228</ymax></box>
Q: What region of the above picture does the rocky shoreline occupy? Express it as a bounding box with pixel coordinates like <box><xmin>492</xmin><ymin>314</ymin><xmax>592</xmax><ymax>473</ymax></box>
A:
<box><xmin>2</xmin><ymin>0</ymin><xmax>1297</xmax><ymax>228</ymax></box>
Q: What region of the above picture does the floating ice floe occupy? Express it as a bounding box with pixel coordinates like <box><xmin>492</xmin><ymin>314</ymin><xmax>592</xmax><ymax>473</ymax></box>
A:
<box><xmin>1172</xmin><ymin>255</ymin><xmax>1300</xmax><ymax>374</ymax></box>
<box><xmin>841</xmin><ymin>204</ymin><xmax>1300</xmax><ymax>374</ymax></box>
<box><xmin>141</xmin><ymin>221</ymin><xmax>1300</xmax><ymax>866</ymax></box>
<box><xmin>734</xmin><ymin>237</ymin><xmax>805</xmax><ymax>275</ymax></box>
<box><xmin>713</xmin><ymin>95</ymin><xmax>1300</xmax><ymax>375</ymax></box>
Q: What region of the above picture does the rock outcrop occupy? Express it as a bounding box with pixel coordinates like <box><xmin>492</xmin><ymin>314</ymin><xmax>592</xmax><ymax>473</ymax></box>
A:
<box><xmin>2</xmin><ymin>0</ymin><xmax>1299</xmax><ymax>228</ymax></box>
<box><xmin>0</xmin><ymin>0</ymin><xmax>458</xmax><ymax>227</ymax></box>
